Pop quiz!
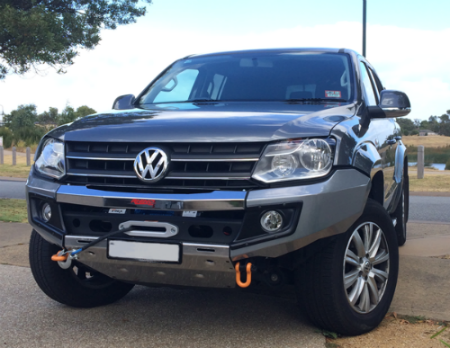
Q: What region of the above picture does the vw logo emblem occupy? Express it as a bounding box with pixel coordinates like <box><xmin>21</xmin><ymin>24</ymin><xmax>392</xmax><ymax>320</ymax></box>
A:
<box><xmin>134</xmin><ymin>147</ymin><xmax>168</xmax><ymax>182</ymax></box>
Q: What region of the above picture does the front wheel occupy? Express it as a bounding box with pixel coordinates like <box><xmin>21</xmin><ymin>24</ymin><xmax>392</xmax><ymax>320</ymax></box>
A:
<box><xmin>29</xmin><ymin>230</ymin><xmax>135</xmax><ymax>308</ymax></box>
<box><xmin>295</xmin><ymin>199</ymin><xmax>399</xmax><ymax>336</ymax></box>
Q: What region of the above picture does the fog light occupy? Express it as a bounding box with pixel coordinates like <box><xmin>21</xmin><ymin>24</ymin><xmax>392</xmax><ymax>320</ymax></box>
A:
<box><xmin>260</xmin><ymin>211</ymin><xmax>283</xmax><ymax>233</ymax></box>
<box><xmin>41</xmin><ymin>203</ymin><xmax>52</xmax><ymax>222</ymax></box>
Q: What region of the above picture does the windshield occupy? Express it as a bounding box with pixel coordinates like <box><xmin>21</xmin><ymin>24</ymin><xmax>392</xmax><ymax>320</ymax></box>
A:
<box><xmin>138</xmin><ymin>52</ymin><xmax>354</xmax><ymax>105</ymax></box>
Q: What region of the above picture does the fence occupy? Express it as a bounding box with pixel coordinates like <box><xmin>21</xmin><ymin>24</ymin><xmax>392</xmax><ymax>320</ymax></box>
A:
<box><xmin>0</xmin><ymin>146</ymin><xmax>32</xmax><ymax>166</ymax></box>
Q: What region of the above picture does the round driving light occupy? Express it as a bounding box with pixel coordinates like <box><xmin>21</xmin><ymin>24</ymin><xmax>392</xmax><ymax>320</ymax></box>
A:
<box><xmin>260</xmin><ymin>211</ymin><xmax>283</xmax><ymax>233</ymax></box>
<box><xmin>41</xmin><ymin>203</ymin><xmax>52</xmax><ymax>222</ymax></box>
<box><xmin>271</xmin><ymin>154</ymin><xmax>297</xmax><ymax>177</ymax></box>
<box><xmin>299</xmin><ymin>139</ymin><xmax>332</xmax><ymax>171</ymax></box>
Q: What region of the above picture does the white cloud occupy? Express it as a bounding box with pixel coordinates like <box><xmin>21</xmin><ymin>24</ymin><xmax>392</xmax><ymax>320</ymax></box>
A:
<box><xmin>1</xmin><ymin>21</ymin><xmax>449</xmax><ymax>119</ymax></box>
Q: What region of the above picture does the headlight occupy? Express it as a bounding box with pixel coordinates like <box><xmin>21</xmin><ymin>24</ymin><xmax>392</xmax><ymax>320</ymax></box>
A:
<box><xmin>252</xmin><ymin>138</ymin><xmax>334</xmax><ymax>183</ymax></box>
<box><xmin>35</xmin><ymin>138</ymin><xmax>65</xmax><ymax>179</ymax></box>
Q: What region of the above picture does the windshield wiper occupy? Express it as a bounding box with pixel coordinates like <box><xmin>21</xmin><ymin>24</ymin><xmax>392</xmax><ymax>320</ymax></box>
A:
<box><xmin>188</xmin><ymin>99</ymin><xmax>216</xmax><ymax>103</ymax></box>
<box><xmin>286</xmin><ymin>98</ymin><xmax>348</xmax><ymax>103</ymax></box>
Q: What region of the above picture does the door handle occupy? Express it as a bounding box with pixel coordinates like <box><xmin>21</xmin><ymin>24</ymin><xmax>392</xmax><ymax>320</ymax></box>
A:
<box><xmin>387</xmin><ymin>139</ymin><xmax>397</xmax><ymax>145</ymax></box>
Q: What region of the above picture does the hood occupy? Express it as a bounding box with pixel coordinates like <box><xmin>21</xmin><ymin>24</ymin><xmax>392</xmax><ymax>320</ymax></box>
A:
<box><xmin>48</xmin><ymin>102</ymin><xmax>356</xmax><ymax>143</ymax></box>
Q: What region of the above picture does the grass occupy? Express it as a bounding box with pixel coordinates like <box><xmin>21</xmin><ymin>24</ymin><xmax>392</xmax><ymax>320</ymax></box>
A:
<box><xmin>409</xmin><ymin>174</ymin><xmax>450</xmax><ymax>192</ymax></box>
<box><xmin>430</xmin><ymin>325</ymin><xmax>450</xmax><ymax>347</ymax></box>
<box><xmin>0</xmin><ymin>199</ymin><xmax>28</xmax><ymax>223</ymax></box>
<box><xmin>0</xmin><ymin>154</ymin><xmax>33</xmax><ymax>178</ymax></box>
<box><xmin>402</xmin><ymin>135</ymin><xmax>450</xmax><ymax>147</ymax></box>
<box><xmin>399</xmin><ymin>315</ymin><xmax>427</xmax><ymax>324</ymax></box>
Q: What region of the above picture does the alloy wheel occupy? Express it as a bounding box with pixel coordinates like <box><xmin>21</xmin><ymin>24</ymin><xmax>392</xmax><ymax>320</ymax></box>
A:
<box><xmin>343</xmin><ymin>222</ymin><xmax>390</xmax><ymax>314</ymax></box>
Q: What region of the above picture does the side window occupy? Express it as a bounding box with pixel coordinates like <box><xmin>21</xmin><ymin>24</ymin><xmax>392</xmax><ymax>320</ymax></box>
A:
<box><xmin>367</xmin><ymin>69</ymin><xmax>380</xmax><ymax>102</ymax></box>
<box><xmin>153</xmin><ymin>69</ymin><xmax>199</xmax><ymax>103</ymax></box>
<box><xmin>368</xmin><ymin>68</ymin><xmax>383</xmax><ymax>93</ymax></box>
<box><xmin>359</xmin><ymin>62</ymin><xmax>377</xmax><ymax>106</ymax></box>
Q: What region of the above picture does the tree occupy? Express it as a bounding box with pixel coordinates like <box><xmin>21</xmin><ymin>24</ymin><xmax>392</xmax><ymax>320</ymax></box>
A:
<box><xmin>0</xmin><ymin>0</ymin><xmax>152</xmax><ymax>79</ymax></box>
<box><xmin>396</xmin><ymin>118</ymin><xmax>415</xmax><ymax>135</ymax></box>
<box><xmin>38</xmin><ymin>107</ymin><xmax>59</xmax><ymax>125</ymax></box>
<box><xmin>75</xmin><ymin>105</ymin><xmax>96</xmax><ymax>118</ymax></box>
<box><xmin>58</xmin><ymin>105</ymin><xmax>77</xmax><ymax>125</ymax></box>
<box><xmin>441</xmin><ymin>114</ymin><xmax>450</xmax><ymax>123</ymax></box>
<box><xmin>420</xmin><ymin>120</ymin><xmax>430</xmax><ymax>130</ymax></box>
<box><xmin>7</xmin><ymin>104</ymin><xmax>44</xmax><ymax>145</ymax></box>
<box><xmin>413</xmin><ymin>119</ymin><xmax>422</xmax><ymax>128</ymax></box>
<box><xmin>441</xmin><ymin>123</ymin><xmax>450</xmax><ymax>137</ymax></box>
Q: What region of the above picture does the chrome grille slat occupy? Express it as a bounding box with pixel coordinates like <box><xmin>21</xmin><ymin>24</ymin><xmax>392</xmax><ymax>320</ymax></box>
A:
<box><xmin>67</xmin><ymin>156</ymin><xmax>135</xmax><ymax>161</ymax></box>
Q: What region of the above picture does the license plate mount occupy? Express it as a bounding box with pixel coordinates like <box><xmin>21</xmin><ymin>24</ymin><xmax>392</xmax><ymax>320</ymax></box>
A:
<box><xmin>107</xmin><ymin>240</ymin><xmax>181</xmax><ymax>263</ymax></box>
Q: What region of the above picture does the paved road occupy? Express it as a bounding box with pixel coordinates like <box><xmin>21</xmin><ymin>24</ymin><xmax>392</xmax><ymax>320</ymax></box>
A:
<box><xmin>0</xmin><ymin>265</ymin><xmax>324</xmax><ymax>348</ymax></box>
<box><xmin>1</xmin><ymin>179</ymin><xmax>450</xmax><ymax>223</ymax></box>
<box><xmin>409</xmin><ymin>196</ymin><xmax>450</xmax><ymax>223</ymax></box>
<box><xmin>0</xmin><ymin>179</ymin><xmax>26</xmax><ymax>199</ymax></box>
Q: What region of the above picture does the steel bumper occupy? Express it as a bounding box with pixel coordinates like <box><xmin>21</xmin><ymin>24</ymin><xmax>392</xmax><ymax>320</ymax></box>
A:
<box><xmin>27</xmin><ymin>168</ymin><xmax>370</xmax><ymax>288</ymax></box>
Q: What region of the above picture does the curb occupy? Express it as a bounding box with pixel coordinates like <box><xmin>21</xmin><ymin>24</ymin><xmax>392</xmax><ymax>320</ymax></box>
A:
<box><xmin>0</xmin><ymin>176</ymin><xmax>27</xmax><ymax>182</ymax></box>
<box><xmin>410</xmin><ymin>191</ymin><xmax>450</xmax><ymax>197</ymax></box>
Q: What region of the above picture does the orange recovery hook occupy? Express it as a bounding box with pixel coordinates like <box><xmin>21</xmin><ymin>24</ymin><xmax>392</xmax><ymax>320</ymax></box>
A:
<box><xmin>51</xmin><ymin>250</ymin><xmax>69</xmax><ymax>262</ymax></box>
<box><xmin>235</xmin><ymin>262</ymin><xmax>252</xmax><ymax>288</ymax></box>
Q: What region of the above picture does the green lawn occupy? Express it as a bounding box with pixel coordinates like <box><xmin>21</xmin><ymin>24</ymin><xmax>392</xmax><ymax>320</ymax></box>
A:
<box><xmin>0</xmin><ymin>199</ymin><xmax>28</xmax><ymax>223</ymax></box>
<box><xmin>0</xmin><ymin>154</ymin><xmax>32</xmax><ymax>178</ymax></box>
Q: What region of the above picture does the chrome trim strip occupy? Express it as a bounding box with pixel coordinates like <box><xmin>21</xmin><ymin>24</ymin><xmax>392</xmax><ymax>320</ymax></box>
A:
<box><xmin>171</xmin><ymin>158</ymin><xmax>259</xmax><ymax>162</ymax></box>
<box><xmin>66</xmin><ymin>173</ymin><xmax>251</xmax><ymax>180</ymax></box>
<box><xmin>66</xmin><ymin>173</ymin><xmax>136</xmax><ymax>178</ymax></box>
<box><xmin>67</xmin><ymin>156</ymin><xmax>134</xmax><ymax>161</ymax></box>
<box><xmin>67</xmin><ymin>156</ymin><xmax>258</xmax><ymax>162</ymax></box>
<box><xmin>165</xmin><ymin>176</ymin><xmax>251</xmax><ymax>180</ymax></box>
<box><xmin>56</xmin><ymin>185</ymin><xmax>246</xmax><ymax>211</ymax></box>
<box><xmin>119</xmin><ymin>220</ymin><xmax>179</xmax><ymax>238</ymax></box>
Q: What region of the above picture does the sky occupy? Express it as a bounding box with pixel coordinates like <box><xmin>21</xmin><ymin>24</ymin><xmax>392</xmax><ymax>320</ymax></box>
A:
<box><xmin>1</xmin><ymin>0</ymin><xmax>449</xmax><ymax>121</ymax></box>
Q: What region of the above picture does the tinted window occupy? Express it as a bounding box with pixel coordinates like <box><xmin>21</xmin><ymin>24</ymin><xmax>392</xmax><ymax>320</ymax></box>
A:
<box><xmin>359</xmin><ymin>62</ymin><xmax>377</xmax><ymax>106</ymax></box>
<box><xmin>153</xmin><ymin>69</ymin><xmax>199</xmax><ymax>103</ymax></box>
<box><xmin>139</xmin><ymin>53</ymin><xmax>355</xmax><ymax>105</ymax></box>
<box><xmin>368</xmin><ymin>67</ymin><xmax>383</xmax><ymax>93</ymax></box>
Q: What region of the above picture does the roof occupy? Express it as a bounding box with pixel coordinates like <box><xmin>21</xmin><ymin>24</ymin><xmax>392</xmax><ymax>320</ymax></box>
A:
<box><xmin>188</xmin><ymin>47</ymin><xmax>360</xmax><ymax>59</ymax></box>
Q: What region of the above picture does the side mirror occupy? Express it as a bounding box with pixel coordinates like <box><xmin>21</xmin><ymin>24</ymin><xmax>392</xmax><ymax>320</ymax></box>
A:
<box><xmin>112</xmin><ymin>94</ymin><xmax>136</xmax><ymax>110</ymax></box>
<box><xmin>379</xmin><ymin>90</ymin><xmax>411</xmax><ymax>118</ymax></box>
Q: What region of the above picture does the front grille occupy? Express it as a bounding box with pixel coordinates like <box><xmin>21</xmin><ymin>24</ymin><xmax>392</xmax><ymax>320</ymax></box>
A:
<box><xmin>63</xmin><ymin>142</ymin><xmax>266</xmax><ymax>190</ymax></box>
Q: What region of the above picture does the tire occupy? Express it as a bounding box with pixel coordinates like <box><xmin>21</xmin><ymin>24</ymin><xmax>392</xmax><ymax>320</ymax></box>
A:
<box><xmin>395</xmin><ymin>164</ymin><xmax>409</xmax><ymax>246</ymax></box>
<box><xmin>295</xmin><ymin>199</ymin><xmax>399</xmax><ymax>336</ymax></box>
<box><xmin>29</xmin><ymin>230</ymin><xmax>135</xmax><ymax>308</ymax></box>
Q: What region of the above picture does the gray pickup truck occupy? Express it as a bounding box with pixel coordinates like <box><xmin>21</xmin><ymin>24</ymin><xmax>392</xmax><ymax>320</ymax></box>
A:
<box><xmin>27</xmin><ymin>48</ymin><xmax>411</xmax><ymax>336</ymax></box>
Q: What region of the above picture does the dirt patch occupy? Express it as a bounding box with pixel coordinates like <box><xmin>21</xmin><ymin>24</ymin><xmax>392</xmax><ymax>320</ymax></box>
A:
<box><xmin>329</xmin><ymin>314</ymin><xmax>450</xmax><ymax>348</ymax></box>
<box><xmin>431</xmin><ymin>255</ymin><xmax>450</xmax><ymax>260</ymax></box>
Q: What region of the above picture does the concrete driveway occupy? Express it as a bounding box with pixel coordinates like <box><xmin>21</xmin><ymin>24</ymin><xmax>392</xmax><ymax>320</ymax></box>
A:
<box><xmin>1</xmin><ymin>221</ymin><xmax>450</xmax><ymax>347</ymax></box>
<box><xmin>0</xmin><ymin>265</ymin><xmax>324</xmax><ymax>348</ymax></box>
<box><xmin>0</xmin><ymin>224</ymin><xmax>325</xmax><ymax>348</ymax></box>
